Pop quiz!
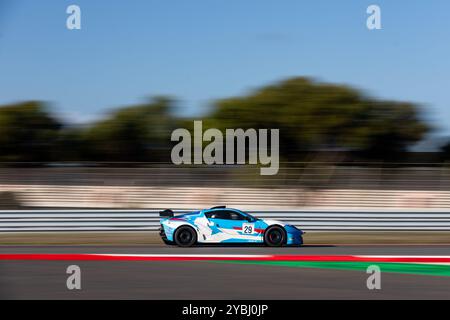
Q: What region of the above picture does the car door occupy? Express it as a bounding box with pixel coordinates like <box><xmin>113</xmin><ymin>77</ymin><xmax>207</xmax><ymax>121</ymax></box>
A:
<box><xmin>206</xmin><ymin>209</ymin><xmax>246</xmax><ymax>236</ymax></box>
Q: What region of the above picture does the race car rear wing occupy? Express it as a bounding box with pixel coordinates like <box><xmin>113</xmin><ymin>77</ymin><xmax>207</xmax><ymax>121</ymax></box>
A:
<box><xmin>159</xmin><ymin>209</ymin><xmax>174</xmax><ymax>218</ymax></box>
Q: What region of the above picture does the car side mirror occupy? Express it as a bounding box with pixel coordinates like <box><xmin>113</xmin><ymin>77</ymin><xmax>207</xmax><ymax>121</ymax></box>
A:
<box><xmin>246</xmin><ymin>217</ymin><xmax>252</xmax><ymax>222</ymax></box>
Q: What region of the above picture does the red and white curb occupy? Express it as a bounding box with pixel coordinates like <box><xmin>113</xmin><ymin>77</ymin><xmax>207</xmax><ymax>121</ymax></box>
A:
<box><xmin>1</xmin><ymin>254</ymin><xmax>450</xmax><ymax>263</ymax></box>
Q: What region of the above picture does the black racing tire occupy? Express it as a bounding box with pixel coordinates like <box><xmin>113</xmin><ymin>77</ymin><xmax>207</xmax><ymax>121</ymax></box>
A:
<box><xmin>174</xmin><ymin>226</ymin><xmax>197</xmax><ymax>247</ymax></box>
<box><xmin>264</xmin><ymin>226</ymin><xmax>286</xmax><ymax>247</ymax></box>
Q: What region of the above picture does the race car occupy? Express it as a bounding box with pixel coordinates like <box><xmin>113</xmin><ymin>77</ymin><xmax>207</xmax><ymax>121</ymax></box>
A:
<box><xmin>159</xmin><ymin>206</ymin><xmax>304</xmax><ymax>247</ymax></box>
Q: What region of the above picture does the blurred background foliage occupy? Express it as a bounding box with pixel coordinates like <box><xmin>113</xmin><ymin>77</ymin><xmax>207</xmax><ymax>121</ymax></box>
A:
<box><xmin>0</xmin><ymin>77</ymin><xmax>442</xmax><ymax>166</ymax></box>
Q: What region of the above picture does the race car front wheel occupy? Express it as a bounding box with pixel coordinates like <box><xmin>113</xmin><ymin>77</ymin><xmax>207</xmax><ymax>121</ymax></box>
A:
<box><xmin>174</xmin><ymin>226</ymin><xmax>197</xmax><ymax>247</ymax></box>
<box><xmin>264</xmin><ymin>226</ymin><xmax>286</xmax><ymax>247</ymax></box>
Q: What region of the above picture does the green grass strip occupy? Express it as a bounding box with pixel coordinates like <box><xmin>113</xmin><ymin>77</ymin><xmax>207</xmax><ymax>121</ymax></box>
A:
<box><xmin>211</xmin><ymin>260</ymin><xmax>450</xmax><ymax>277</ymax></box>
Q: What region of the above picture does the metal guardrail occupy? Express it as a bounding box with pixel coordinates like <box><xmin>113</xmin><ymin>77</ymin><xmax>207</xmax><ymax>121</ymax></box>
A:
<box><xmin>1</xmin><ymin>209</ymin><xmax>450</xmax><ymax>232</ymax></box>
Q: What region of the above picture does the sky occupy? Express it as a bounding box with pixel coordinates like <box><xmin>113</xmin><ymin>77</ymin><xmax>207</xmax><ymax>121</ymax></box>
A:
<box><xmin>0</xmin><ymin>0</ymin><xmax>449</xmax><ymax>138</ymax></box>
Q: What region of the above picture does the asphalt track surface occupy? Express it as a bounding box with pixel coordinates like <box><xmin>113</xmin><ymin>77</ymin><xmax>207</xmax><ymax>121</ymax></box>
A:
<box><xmin>1</xmin><ymin>245</ymin><xmax>450</xmax><ymax>299</ymax></box>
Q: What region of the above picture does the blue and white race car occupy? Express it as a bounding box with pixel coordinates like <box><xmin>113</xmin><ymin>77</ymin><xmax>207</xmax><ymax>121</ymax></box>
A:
<box><xmin>159</xmin><ymin>206</ymin><xmax>304</xmax><ymax>247</ymax></box>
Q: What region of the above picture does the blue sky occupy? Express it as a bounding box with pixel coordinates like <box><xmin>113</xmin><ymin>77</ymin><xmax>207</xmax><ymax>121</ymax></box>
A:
<box><xmin>1</xmin><ymin>0</ymin><xmax>449</xmax><ymax>136</ymax></box>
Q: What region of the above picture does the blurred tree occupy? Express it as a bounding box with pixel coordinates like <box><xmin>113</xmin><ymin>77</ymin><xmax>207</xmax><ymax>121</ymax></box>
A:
<box><xmin>0</xmin><ymin>78</ymin><xmax>432</xmax><ymax>165</ymax></box>
<box><xmin>55</xmin><ymin>127</ymin><xmax>88</xmax><ymax>162</ymax></box>
<box><xmin>440</xmin><ymin>141</ymin><xmax>450</xmax><ymax>161</ymax></box>
<box><xmin>0</xmin><ymin>101</ymin><xmax>61</xmax><ymax>163</ymax></box>
<box><xmin>81</xmin><ymin>96</ymin><xmax>176</xmax><ymax>162</ymax></box>
<box><xmin>207</xmin><ymin>77</ymin><xmax>430</xmax><ymax>161</ymax></box>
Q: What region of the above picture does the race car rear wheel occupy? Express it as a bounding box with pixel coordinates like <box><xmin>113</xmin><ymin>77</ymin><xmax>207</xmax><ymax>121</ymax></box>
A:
<box><xmin>174</xmin><ymin>226</ymin><xmax>197</xmax><ymax>247</ymax></box>
<box><xmin>264</xmin><ymin>226</ymin><xmax>286</xmax><ymax>247</ymax></box>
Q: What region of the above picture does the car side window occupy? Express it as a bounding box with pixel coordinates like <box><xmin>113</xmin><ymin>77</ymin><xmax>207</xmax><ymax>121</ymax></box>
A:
<box><xmin>211</xmin><ymin>210</ymin><xmax>231</xmax><ymax>220</ymax></box>
<box><xmin>204</xmin><ymin>211</ymin><xmax>215</xmax><ymax>219</ymax></box>
<box><xmin>228</xmin><ymin>211</ymin><xmax>246</xmax><ymax>220</ymax></box>
<box><xmin>206</xmin><ymin>210</ymin><xmax>245</xmax><ymax>220</ymax></box>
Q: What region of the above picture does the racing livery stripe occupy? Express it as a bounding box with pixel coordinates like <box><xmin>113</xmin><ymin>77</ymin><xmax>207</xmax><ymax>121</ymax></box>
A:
<box><xmin>232</xmin><ymin>227</ymin><xmax>265</xmax><ymax>233</ymax></box>
<box><xmin>169</xmin><ymin>218</ymin><xmax>185</xmax><ymax>221</ymax></box>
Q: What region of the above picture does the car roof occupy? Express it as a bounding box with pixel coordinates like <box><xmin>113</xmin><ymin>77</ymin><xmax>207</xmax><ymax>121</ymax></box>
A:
<box><xmin>202</xmin><ymin>207</ymin><xmax>241</xmax><ymax>212</ymax></box>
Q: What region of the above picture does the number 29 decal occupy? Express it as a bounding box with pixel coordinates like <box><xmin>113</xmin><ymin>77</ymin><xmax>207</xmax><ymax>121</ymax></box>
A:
<box><xmin>242</xmin><ymin>223</ymin><xmax>255</xmax><ymax>234</ymax></box>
